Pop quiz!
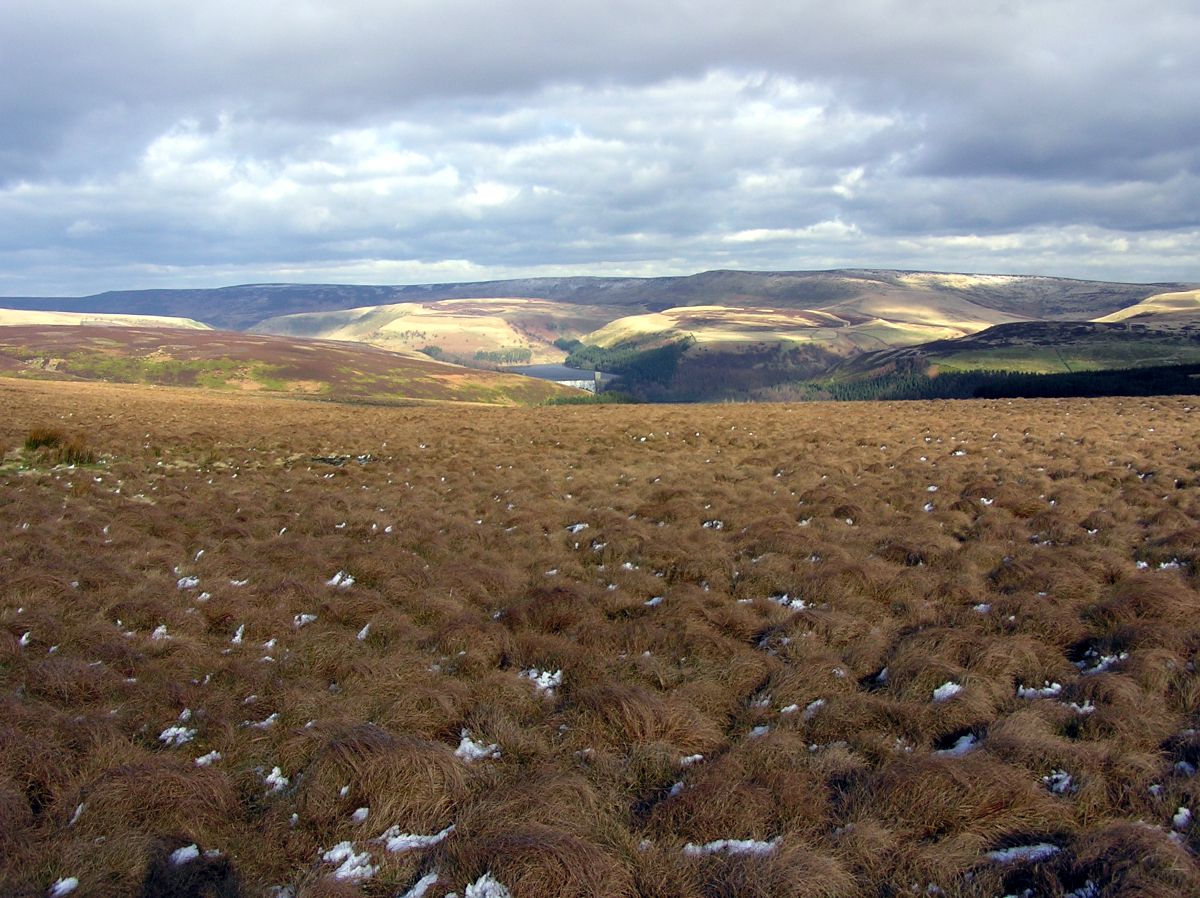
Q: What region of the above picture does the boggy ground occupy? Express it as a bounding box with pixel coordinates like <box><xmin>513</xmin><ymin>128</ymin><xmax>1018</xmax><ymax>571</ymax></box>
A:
<box><xmin>2</xmin><ymin>379</ymin><xmax>1200</xmax><ymax>898</ymax></box>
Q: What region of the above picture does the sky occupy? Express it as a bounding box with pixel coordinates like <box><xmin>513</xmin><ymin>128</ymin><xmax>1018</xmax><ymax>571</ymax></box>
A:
<box><xmin>3</xmin><ymin>0</ymin><xmax>1199</xmax><ymax>296</ymax></box>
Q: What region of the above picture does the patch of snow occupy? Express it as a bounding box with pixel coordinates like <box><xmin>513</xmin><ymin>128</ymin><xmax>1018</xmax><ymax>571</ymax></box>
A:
<box><xmin>934</xmin><ymin>734</ymin><xmax>977</xmax><ymax>757</ymax></box>
<box><xmin>521</xmin><ymin>668</ymin><xmax>563</xmax><ymax>696</ymax></box>
<box><xmin>682</xmin><ymin>837</ymin><xmax>781</xmax><ymax>857</ymax></box>
<box><xmin>679</xmin><ymin>754</ymin><xmax>704</xmax><ymax>766</ymax></box>
<box><xmin>780</xmin><ymin>704</ymin><xmax>800</xmax><ymax>715</ymax></box>
<box><xmin>169</xmin><ymin>844</ymin><xmax>200</xmax><ymax>866</ymax></box>
<box><xmin>566</xmin><ymin>523</ymin><xmax>589</xmax><ymax>533</ymax></box>
<box><xmin>322</xmin><ymin>842</ymin><xmax>377</xmax><ymax>881</ymax></box>
<box><xmin>644</xmin><ymin>596</ymin><xmax>663</xmax><ymax>607</ymax></box>
<box><xmin>1174</xmin><ymin>807</ymin><xmax>1192</xmax><ymax>829</ymax></box>
<box><xmin>932</xmin><ymin>681</ymin><xmax>963</xmax><ymax>702</ymax></box>
<box><xmin>18</xmin><ymin>632</ymin><xmax>30</xmax><ymax>646</ymax></box>
<box><xmin>454</xmin><ymin>730</ymin><xmax>500</xmax><ymax>762</ymax></box>
<box><xmin>150</xmin><ymin>625</ymin><xmax>171</xmax><ymax>640</ymax></box>
<box><xmin>48</xmin><ymin>878</ymin><xmax>79</xmax><ymax>897</ymax></box>
<box><xmin>177</xmin><ymin>576</ymin><xmax>200</xmax><ymax>590</ymax></box>
<box><xmin>1076</xmin><ymin>649</ymin><xmax>1128</xmax><ymax>675</ymax></box>
<box><xmin>195</xmin><ymin>751</ymin><xmax>222</xmax><ymax>767</ymax></box>
<box><xmin>158</xmin><ymin>725</ymin><xmax>196</xmax><ymax>748</ymax></box>
<box><xmin>1063</xmin><ymin>700</ymin><xmax>1096</xmax><ymax>715</ymax></box>
<box><xmin>1065</xmin><ymin>882</ymin><xmax>1098</xmax><ymax>898</ymax></box>
<box><xmin>1177</xmin><ymin>760</ymin><xmax>1198</xmax><ymax>777</ymax></box>
<box><xmin>802</xmin><ymin>699</ymin><xmax>825</xmax><ymax>720</ymax></box>
<box><xmin>400</xmin><ymin>871</ymin><xmax>441</xmax><ymax>898</ymax></box>
<box><xmin>768</xmin><ymin>593</ymin><xmax>808</xmax><ymax>611</ymax></box>
<box><xmin>1018</xmin><ymin>682</ymin><xmax>1063</xmax><ymax>699</ymax></box>
<box><xmin>923</xmin><ymin>502</ymin><xmax>934</xmax><ymax>512</ymax></box>
<box><xmin>1042</xmin><ymin>769</ymin><xmax>1075</xmax><ymax>794</ymax></box>
<box><xmin>463</xmin><ymin>872</ymin><xmax>513</xmax><ymax>898</ymax></box>
<box><xmin>985</xmin><ymin>843</ymin><xmax>1060</xmax><ymax>863</ymax></box>
<box><xmin>357</xmin><ymin>623</ymin><xmax>371</xmax><ymax>640</ymax></box>
<box><xmin>973</xmin><ymin>604</ymin><xmax>991</xmax><ymax>614</ymax></box>
<box><xmin>748</xmin><ymin>725</ymin><xmax>770</xmax><ymax>738</ymax></box>
<box><xmin>293</xmin><ymin>614</ymin><xmax>317</xmax><ymax>628</ymax></box>
<box><xmin>702</xmin><ymin>520</ymin><xmax>724</xmax><ymax>530</ymax></box>
<box><xmin>927</xmin><ymin>485</ymin><xmax>938</xmax><ymax>492</ymax></box>
<box><xmin>264</xmin><ymin>766</ymin><xmax>289</xmax><ymax>794</ymax></box>
<box><xmin>350</xmin><ymin>807</ymin><xmax>369</xmax><ymax>823</ymax></box>
<box><xmin>376</xmin><ymin>824</ymin><xmax>455</xmax><ymax>853</ymax></box>
<box><xmin>230</xmin><ymin>579</ymin><xmax>249</xmax><ymax>587</ymax></box>
<box><xmin>326</xmin><ymin>571</ymin><xmax>354</xmax><ymax>589</ymax></box>
<box><xmin>231</xmin><ymin>625</ymin><xmax>244</xmax><ymax>644</ymax></box>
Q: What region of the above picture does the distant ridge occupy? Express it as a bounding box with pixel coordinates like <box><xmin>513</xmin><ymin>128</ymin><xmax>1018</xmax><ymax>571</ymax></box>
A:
<box><xmin>1</xmin><ymin>270</ymin><xmax>1192</xmax><ymax>331</ymax></box>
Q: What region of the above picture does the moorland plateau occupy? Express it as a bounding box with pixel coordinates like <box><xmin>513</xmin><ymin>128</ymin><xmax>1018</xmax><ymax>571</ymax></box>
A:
<box><xmin>3</xmin><ymin>378</ymin><xmax>1200</xmax><ymax>897</ymax></box>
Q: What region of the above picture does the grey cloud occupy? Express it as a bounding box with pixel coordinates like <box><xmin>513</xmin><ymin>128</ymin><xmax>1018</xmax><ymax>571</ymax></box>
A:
<box><xmin>2</xmin><ymin>1</ymin><xmax>1200</xmax><ymax>292</ymax></box>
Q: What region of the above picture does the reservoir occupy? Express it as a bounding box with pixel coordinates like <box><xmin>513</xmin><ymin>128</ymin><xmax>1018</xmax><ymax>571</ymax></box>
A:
<box><xmin>505</xmin><ymin>363</ymin><xmax>614</xmax><ymax>390</ymax></box>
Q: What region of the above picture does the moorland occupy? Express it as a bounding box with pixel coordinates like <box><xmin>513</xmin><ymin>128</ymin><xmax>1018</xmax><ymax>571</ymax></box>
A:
<box><xmin>3</xmin><ymin>377</ymin><xmax>1200</xmax><ymax>897</ymax></box>
<box><xmin>0</xmin><ymin>327</ymin><xmax>580</xmax><ymax>406</ymax></box>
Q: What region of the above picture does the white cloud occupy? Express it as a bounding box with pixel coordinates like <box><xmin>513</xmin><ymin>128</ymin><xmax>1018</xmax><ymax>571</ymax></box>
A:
<box><xmin>1</xmin><ymin>2</ymin><xmax>1199</xmax><ymax>292</ymax></box>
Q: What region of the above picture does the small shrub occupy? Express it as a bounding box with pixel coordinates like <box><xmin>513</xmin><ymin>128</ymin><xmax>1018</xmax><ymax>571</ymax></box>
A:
<box><xmin>56</xmin><ymin>433</ymin><xmax>95</xmax><ymax>465</ymax></box>
<box><xmin>24</xmin><ymin>426</ymin><xmax>65</xmax><ymax>451</ymax></box>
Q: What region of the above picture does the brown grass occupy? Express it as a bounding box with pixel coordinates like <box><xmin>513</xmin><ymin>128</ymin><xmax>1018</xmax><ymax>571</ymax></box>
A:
<box><xmin>3</xmin><ymin>381</ymin><xmax>1200</xmax><ymax>896</ymax></box>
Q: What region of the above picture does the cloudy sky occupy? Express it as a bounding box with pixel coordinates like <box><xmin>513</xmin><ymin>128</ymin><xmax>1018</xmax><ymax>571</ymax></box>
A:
<box><xmin>3</xmin><ymin>0</ymin><xmax>1199</xmax><ymax>295</ymax></box>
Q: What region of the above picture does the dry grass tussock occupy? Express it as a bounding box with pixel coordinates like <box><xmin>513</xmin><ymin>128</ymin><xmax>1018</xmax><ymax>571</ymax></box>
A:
<box><xmin>3</xmin><ymin>380</ymin><xmax>1200</xmax><ymax>896</ymax></box>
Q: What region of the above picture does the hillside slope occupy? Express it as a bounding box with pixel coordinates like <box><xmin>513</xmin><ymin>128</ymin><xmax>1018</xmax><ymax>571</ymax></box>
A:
<box><xmin>0</xmin><ymin>326</ymin><xmax>581</xmax><ymax>405</ymax></box>
<box><xmin>254</xmin><ymin>298</ymin><xmax>621</xmax><ymax>364</ymax></box>
<box><xmin>0</xmin><ymin>309</ymin><xmax>210</xmax><ymax>329</ymax></box>
<box><xmin>1095</xmin><ymin>289</ymin><xmax>1200</xmax><ymax>322</ymax></box>
<box><xmin>832</xmin><ymin>319</ymin><xmax>1200</xmax><ymax>381</ymax></box>
<box><xmin>1</xmin><ymin>270</ymin><xmax>1188</xmax><ymax>331</ymax></box>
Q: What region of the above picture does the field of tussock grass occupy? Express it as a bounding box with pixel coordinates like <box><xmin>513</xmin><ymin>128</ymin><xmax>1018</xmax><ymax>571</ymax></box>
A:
<box><xmin>2</xmin><ymin>378</ymin><xmax>1200</xmax><ymax>897</ymax></box>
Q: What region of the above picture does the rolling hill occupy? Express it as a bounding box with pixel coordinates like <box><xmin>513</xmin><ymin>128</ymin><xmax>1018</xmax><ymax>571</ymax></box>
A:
<box><xmin>0</xmin><ymin>309</ymin><xmax>210</xmax><ymax>329</ymax></box>
<box><xmin>0</xmin><ymin>326</ymin><xmax>582</xmax><ymax>405</ymax></box>
<box><xmin>253</xmin><ymin>298</ymin><xmax>623</xmax><ymax>365</ymax></box>
<box><xmin>1</xmin><ymin>270</ymin><xmax>1189</xmax><ymax>331</ymax></box>
<box><xmin>4</xmin><ymin>270</ymin><xmax>1199</xmax><ymax>404</ymax></box>
<box><xmin>1094</xmin><ymin>288</ymin><xmax>1200</xmax><ymax>322</ymax></box>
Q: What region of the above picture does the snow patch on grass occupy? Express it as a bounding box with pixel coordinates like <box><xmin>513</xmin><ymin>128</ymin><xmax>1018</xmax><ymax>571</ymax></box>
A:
<box><xmin>985</xmin><ymin>843</ymin><xmax>1060</xmax><ymax>863</ymax></box>
<box><xmin>48</xmin><ymin>878</ymin><xmax>79</xmax><ymax>897</ymax></box>
<box><xmin>932</xmin><ymin>682</ymin><xmax>963</xmax><ymax>702</ymax></box>
<box><xmin>934</xmin><ymin>734</ymin><xmax>977</xmax><ymax>757</ymax></box>
<box><xmin>454</xmin><ymin>730</ymin><xmax>500</xmax><ymax>762</ymax></box>
<box><xmin>520</xmin><ymin>668</ymin><xmax>563</xmax><ymax>696</ymax></box>
<box><xmin>322</xmin><ymin>842</ymin><xmax>376</xmax><ymax>881</ymax></box>
<box><xmin>682</xmin><ymin>836</ymin><xmax>781</xmax><ymax>857</ymax></box>
<box><xmin>169</xmin><ymin>844</ymin><xmax>200</xmax><ymax>866</ymax></box>
<box><xmin>376</xmin><ymin>824</ymin><xmax>455</xmax><ymax>853</ymax></box>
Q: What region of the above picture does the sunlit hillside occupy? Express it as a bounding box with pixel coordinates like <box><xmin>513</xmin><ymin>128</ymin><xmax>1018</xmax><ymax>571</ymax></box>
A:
<box><xmin>254</xmin><ymin>299</ymin><xmax>621</xmax><ymax>364</ymax></box>
<box><xmin>0</xmin><ymin>309</ymin><xmax>210</xmax><ymax>330</ymax></box>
